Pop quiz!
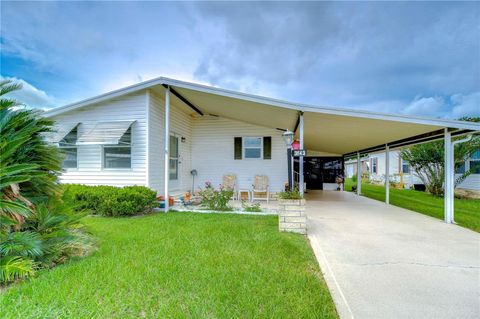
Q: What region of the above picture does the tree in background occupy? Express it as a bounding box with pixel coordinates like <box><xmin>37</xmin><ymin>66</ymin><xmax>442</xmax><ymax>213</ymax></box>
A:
<box><xmin>401</xmin><ymin>117</ymin><xmax>480</xmax><ymax>196</ymax></box>
<box><xmin>0</xmin><ymin>80</ymin><xmax>93</xmax><ymax>285</ymax></box>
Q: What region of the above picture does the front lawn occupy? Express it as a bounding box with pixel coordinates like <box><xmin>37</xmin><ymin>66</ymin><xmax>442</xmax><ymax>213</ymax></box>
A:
<box><xmin>344</xmin><ymin>179</ymin><xmax>480</xmax><ymax>232</ymax></box>
<box><xmin>0</xmin><ymin>213</ymin><xmax>338</xmax><ymax>319</ymax></box>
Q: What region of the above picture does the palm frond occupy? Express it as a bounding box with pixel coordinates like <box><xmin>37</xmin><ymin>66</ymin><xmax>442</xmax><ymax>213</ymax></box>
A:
<box><xmin>0</xmin><ymin>199</ymin><xmax>32</xmax><ymax>217</ymax></box>
<box><xmin>0</xmin><ymin>231</ymin><xmax>43</xmax><ymax>257</ymax></box>
<box><xmin>0</xmin><ymin>256</ymin><xmax>36</xmax><ymax>284</ymax></box>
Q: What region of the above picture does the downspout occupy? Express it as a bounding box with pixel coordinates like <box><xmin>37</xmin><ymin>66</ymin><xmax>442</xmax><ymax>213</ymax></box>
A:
<box><xmin>450</xmin><ymin>134</ymin><xmax>473</xmax><ymax>223</ymax></box>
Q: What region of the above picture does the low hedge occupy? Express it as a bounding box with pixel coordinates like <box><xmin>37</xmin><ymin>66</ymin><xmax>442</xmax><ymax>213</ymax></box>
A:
<box><xmin>62</xmin><ymin>184</ymin><xmax>158</xmax><ymax>217</ymax></box>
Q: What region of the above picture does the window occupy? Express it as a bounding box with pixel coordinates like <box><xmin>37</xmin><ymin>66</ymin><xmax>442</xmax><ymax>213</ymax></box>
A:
<box><xmin>103</xmin><ymin>127</ymin><xmax>131</xmax><ymax>169</ymax></box>
<box><xmin>243</xmin><ymin>137</ymin><xmax>262</xmax><ymax>159</ymax></box>
<box><xmin>169</xmin><ymin>135</ymin><xmax>179</xmax><ymax>180</ymax></box>
<box><xmin>402</xmin><ymin>159</ymin><xmax>410</xmax><ymax>174</ymax></box>
<box><xmin>455</xmin><ymin>162</ymin><xmax>465</xmax><ymax>174</ymax></box>
<box><xmin>469</xmin><ymin>149</ymin><xmax>480</xmax><ymax>174</ymax></box>
<box><xmin>59</xmin><ymin>127</ymin><xmax>78</xmax><ymax>169</ymax></box>
<box><xmin>371</xmin><ymin>158</ymin><xmax>378</xmax><ymax>174</ymax></box>
<box><xmin>234</xmin><ymin>137</ymin><xmax>271</xmax><ymax>160</ymax></box>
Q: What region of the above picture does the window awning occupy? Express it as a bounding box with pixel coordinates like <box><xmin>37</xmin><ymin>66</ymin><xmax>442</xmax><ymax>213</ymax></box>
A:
<box><xmin>43</xmin><ymin>122</ymin><xmax>79</xmax><ymax>144</ymax></box>
<box><xmin>77</xmin><ymin>120</ymin><xmax>134</xmax><ymax>145</ymax></box>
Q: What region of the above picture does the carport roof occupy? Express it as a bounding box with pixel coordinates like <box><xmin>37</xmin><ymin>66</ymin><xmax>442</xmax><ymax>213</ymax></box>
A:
<box><xmin>44</xmin><ymin>76</ymin><xmax>480</xmax><ymax>155</ymax></box>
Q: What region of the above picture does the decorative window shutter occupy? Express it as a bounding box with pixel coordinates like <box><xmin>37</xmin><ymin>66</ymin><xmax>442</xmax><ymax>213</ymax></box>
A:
<box><xmin>234</xmin><ymin>137</ymin><xmax>242</xmax><ymax>159</ymax></box>
<box><xmin>263</xmin><ymin>136</ymin><xmax>272</xmax><ymax>159</ymax></box>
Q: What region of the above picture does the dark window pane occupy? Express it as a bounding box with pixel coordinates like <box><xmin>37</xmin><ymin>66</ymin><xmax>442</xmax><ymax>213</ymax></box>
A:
<box><xmin>59</xmin><ymin>127</ymin><xmax>77</xmax><ymax>147</ymax></box>
<box><xmin>455</xmin><ymin>162</ymin><xmax>465</xmax><ymax>174</ymax></box>
<box><xmin>371</xmin><ymin>158</ymin><xmax>378</xmax><ymax>174</ymax></box>
<box><xmin>104</xmin><ymin>147</ymin><xmax>131</xmax><ymax>168</ymax></box>
<box><xmin>402</xmin><ymin>163</ymin><xmax>410</xmax><ymax>174</ymax></box>
<box><xmin>61</xmin><ymin>148</ymin><xmax>77</xmax><ymax>169</ymax></box>
<box><xmin>234</xmin><ymin>137</ymin><xmax>242</xmax><ymax>160</ymax></box>
<box><xmin>118</xmin><ymin>127</ymin><xmax>131</xmax><ymax>145</ymax></box>
<box><xmin>470</xmin><ymin>161</ymin><xmax>480</xmax><ymax>174</ymax></box>
<box><xmin>244</xmin><ymin>137</ymin><xmax>261</xmax><ymax>147</ymax></box>
<box><xmin>169</xmin><ymin>159</ymin><xmax>178</xmax><ymax>180</ymax></box>
<box><xmin>170</xmin><ymin>136</ymin><xmax>178</xmax><ymax>157</ymax></box>
<box><xmin>263</xmin><ymin>136</ymin><xmax>271</xmax><ymax>159</ymax></box>
<box><xmin>470</xmin><ymin>150</ymin><xmax>480</xmax><ymax>160</ymax></box>
<box><xmin>245</xmin><ymin>148</ymin><xmax>261</xmax><ymax>158</ymax></box>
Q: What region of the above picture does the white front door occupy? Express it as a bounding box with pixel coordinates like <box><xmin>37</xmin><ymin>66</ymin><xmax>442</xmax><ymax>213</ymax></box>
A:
<box><xmin>169</xmin><ymin>135</ymin><xmax>180</xmax><ymax>190</ymax></box>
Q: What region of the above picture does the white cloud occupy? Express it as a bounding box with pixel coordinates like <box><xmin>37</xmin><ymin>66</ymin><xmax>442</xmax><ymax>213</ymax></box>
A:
<box><xmin>1</xmin><ymin>76</ymin><xmax>58</xmax><ymax>109</ymax></box>
<box><xmin>402</xmin><ymin>96</ymin><xmax>447</xmax><ymax>117</ymax></box>
<box><xmin>450</xmin><ymin>92</ymin><xmax>480</xmax><ymax>118</ymax></box>
<box><xmin>400</xmin><ymin>92</ymin><xmax>480</xmax><ymax>119</ymax></box>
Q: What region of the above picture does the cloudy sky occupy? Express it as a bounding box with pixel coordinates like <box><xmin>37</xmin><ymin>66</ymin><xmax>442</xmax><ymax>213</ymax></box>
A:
<box><xmin>1</xmin><ymin>1</ymin><xmax>479</xmax><ymax>118</ymax></box>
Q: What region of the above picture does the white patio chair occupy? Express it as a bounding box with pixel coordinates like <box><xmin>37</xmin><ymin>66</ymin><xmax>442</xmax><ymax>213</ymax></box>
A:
<box><xmin>251</xmin><ymin>175</ymin><xmax>270</xmax><ymax>203</ymax></box>
<box><xmin>222</xmin><ymin>174</ymin><xmax>237</xmax><ymax>200</ymax></box>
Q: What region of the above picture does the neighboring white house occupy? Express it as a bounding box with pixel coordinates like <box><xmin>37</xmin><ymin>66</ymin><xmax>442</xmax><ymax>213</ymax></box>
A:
<box><xmin>345</xmin><ymin>149</ymin><xmax>480</xmax><ymax>191</ymax></box>
<box><xmin>42</xmin><ymin>76</ymin><xmax>480</xmax><ymax>205</ymax></box>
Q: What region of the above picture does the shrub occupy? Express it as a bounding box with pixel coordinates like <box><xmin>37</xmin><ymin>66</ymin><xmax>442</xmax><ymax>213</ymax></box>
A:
<box><xmin>197</xmin><ymin>182</ymin><xmax>233</xmax><ymax>211</ymax></box>
<box><xmin>241</xmin><ymin>201</ymin><xmax>262</xmax><ymax>212</ymax></box>
<box><xmin>278</xmin><ymin>189</ymin><xmax>303</xmax><ymax>200</ymax></box>
<box><xmin>62</xmin><ymin>184</ymin><xmax>158</xmax><ymax>217</ymax></box>
<box><xmin>351</xmin><ymin>174</ymin><xmax>358</xmax><ymax>183</ymax></box>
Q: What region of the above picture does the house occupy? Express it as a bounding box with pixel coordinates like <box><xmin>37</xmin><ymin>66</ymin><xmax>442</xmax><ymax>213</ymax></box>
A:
<box><xmin>345</xmin><ymin>149</ymin><xmax>480</xmax><ymax>191</ymax></box>
<box><xmin>43</xmin><ymin>76</ymin><xmax>480</xmax><ymax>220</ymax></box>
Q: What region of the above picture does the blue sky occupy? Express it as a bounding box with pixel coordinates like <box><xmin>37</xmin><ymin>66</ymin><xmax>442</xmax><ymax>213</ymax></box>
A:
<box><xmin>1</xmin><ymin>1</ymin><xmax>479</xmax><ymax>118</ymax></box>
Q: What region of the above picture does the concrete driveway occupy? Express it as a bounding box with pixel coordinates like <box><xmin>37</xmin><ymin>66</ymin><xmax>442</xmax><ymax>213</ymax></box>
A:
<box><xmin>306</xmin><ymin>191</ymin><xmax>480</xmax><ymax>319</ymax></box>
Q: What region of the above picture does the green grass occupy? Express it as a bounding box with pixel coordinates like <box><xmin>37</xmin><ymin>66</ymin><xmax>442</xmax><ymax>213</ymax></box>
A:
<box><xmin>0</xmin><ymin>213</ymin><xmax>338</xmax><ymax>319</ymax></box>
<box><xmin>344</xmin><ymin>179</ymin><xmax>480</xmax><ymax>232</ymax></box>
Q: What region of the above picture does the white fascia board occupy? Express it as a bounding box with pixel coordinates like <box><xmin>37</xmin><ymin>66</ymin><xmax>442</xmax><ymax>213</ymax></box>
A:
<box><xmin>162</xmin><ymin>78</ymin><xmax>480</xmax><ymax>130</ymax></box>
<box><xmin>43</xmin><ymin>77</ymin><xmax>168</xmax><ymax>117</ymax></box>
<box><xmin>43</xmin><ymin>76</ymin><xmax>480</xmax><ymax>131</ymax></box>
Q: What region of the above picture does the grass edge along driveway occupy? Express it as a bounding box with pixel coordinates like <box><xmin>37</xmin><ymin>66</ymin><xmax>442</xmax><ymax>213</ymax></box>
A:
<box><xmin>0</xmin><ymin>212</ymin><xmax>338</xmax><ymax>319</ymax></box>
<box><xmin>344</xmin><ymin>179</ymin><xmax>480</xmax><ymax>233</ymax></box>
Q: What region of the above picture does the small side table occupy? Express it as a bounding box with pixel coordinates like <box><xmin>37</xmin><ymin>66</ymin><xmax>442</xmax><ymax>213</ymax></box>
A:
<box><xmin>237</xmin><ymin>189</ymin><xmax>251</xmax><ymax>202</ymax></box>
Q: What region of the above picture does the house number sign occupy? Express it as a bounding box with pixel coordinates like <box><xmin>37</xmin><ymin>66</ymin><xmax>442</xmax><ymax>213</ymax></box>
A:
<box><xmin>292</xmin><ymin>149</ymin><xmax>306</xmax><ymax>157</ymax></box>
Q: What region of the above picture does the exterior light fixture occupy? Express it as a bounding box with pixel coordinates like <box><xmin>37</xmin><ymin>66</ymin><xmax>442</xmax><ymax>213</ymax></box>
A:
<box><xmin>282</xmin><ymin>130</ymin><xmax>294</xmax><ymax>147</ymax></box>
<box><xmin>282</xmin><ymin>130</ymin><xmax>295</xmax><ymax>191</ymax></box>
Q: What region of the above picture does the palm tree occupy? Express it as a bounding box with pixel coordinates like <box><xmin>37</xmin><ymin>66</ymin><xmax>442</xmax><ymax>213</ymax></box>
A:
<box><xmin>0</xmin><ymin>79</ymin><xmax>93</xmax><ymax>284</ymax></box>
<box><xmin>0</xmin><ymin>80</ymin><xmax>62</xmax><ymax>228</ymax></box>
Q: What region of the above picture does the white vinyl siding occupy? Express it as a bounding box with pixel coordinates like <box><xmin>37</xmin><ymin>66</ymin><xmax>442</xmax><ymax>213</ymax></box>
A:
<box><xmin>148</xmin><ymin>90</ymin><xmax>193</xmax><ymax>194</ymax></box>
<box><xmin>191</xmin><ymin>116</ymin><xmax>287</xmax><ymax>192</ymax></box>
<box><xmin>456</xmin><ymin>174</ymin><xmax>480</xmax><ymax>191</ymax></box>
<box><xmin>349</xmin><ymin>149</ymin><xmax>480</xmax><ymax>191</ymax></box>
<box><xmin>51</xmin><ymin>92</ymin><xmax>147</xmax><ymax>187</ymax></box>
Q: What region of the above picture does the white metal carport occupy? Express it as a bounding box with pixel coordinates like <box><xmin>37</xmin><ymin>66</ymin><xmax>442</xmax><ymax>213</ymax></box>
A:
<box><xmin>45</xmin><ymin>76</ymin><xmax>480</xmax><ymax>220</ymax></box>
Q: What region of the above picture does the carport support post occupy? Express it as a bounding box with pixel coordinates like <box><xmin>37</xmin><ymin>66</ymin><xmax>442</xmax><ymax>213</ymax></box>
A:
<box><xmin>356</xmin><ymin>152</ymin><xmax>362</xmax><ymax>195</ymax></box>
<box><xmin>299</xmin><ymin>112</ymin><xmax>305</xmax><ymax>196</ymax></box>
<box><xmin>444</xmin><ymin>129</ymin><xmax>454</xmax><ymax>223</ymax></box>
<box><xmin>385</xmin><ymin>144</ymin><xmax>390</xmax><ymax>204</ymax></box>
<box><xmin>164</xmin><ymin>86</ymin><xmax>170</xmax><ymax>212</ymax></box>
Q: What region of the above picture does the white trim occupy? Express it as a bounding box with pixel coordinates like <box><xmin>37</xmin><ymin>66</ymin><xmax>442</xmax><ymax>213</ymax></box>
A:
<box><xmin>164</xmin><ymin>86</ymin><xmax>170</xmax><ymax>211</ymax></box>
<box><xmin>299</xmin><ymin>113</ymin><xmax>305</xmax><ymax>196</ymax></box>
<box><xmin>169</xmin><ymin>134</ymin><xmax>180</xmax><ymax>184</ymax></box>
<box><xmin>145</xmin><ymin>90</ymin><xmax>150</xmax><ymax>187</ymax></box>
<box><xmin>444</xmin><ymin>129</ymin><xmax>454</xmax><ymax>224</ymax></box>
<box><xmin>43</xmin><ymin>76</ymin><xmax>480</xmax><ymax>131</ymax></box>
<box><xmin>385</xmin><ymin>145</ymin><xmax>390</xmax><ymax>205</ymax></box>
<box><xmin>357</xmin><ymin>152</ymin><xmax>362</xmax><ymax>195</ymax></box>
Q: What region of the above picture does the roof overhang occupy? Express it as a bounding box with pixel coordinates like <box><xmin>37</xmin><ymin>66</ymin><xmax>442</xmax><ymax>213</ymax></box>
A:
<box><xmin>43</xmin><ymin>76</ymin><xmax>480</xmax><ymax>155</ymax></box>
